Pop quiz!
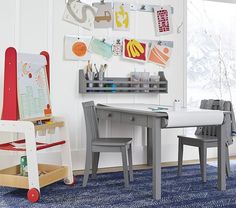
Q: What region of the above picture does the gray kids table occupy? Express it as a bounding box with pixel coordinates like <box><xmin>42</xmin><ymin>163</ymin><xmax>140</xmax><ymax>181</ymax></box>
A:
<box><xmin>96</xmin><ymin>103</ymin><xmax>227</xmax><ymax>200</ymax></box>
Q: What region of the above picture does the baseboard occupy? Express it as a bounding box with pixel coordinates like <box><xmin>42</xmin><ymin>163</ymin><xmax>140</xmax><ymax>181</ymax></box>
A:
<box><xmin>1</xmin><ymin>148</ymin><xmax>234</xmax><ymax>173</ymax></box>
<box><xmin>73</xmin><ymin>156</ymin><xmax>236</xmax><ymax>176</ymax></box>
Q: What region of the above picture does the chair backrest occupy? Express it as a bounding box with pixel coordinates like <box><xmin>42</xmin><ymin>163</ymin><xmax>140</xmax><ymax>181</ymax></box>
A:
<box><xmin>195</xmin><ymin>99</ymin><xmax>233</xmax><ymax>139</ymax></box>
<box><xmin>82</xmin><ymin>101</ymin><xmax>99</xmax><ymax>144</ymax></box>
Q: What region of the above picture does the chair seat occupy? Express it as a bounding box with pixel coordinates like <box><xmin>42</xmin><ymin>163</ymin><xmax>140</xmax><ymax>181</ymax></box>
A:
<box><xmin>178</xmin><ymin>134</ymin><xmax>218</xmax><ymax>143</ymax></box>
<box><xmin>92</xmin><ymin>138</ymin><xmax>132</xmax><ymax>146</ymax></box>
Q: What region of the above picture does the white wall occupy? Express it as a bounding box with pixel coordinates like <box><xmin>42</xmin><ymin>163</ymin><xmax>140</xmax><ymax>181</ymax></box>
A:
<box><xmin>0</xmin><ymin>0</ymin><xmax>227</xmax><ymax>171</ymax></box>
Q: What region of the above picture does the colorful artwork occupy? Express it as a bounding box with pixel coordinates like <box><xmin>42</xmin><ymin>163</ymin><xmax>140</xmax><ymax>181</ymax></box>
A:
<box><xmin>148</xmin><ymin>41</ymin><xmax>173</xmax><ymax>67</ymax></box>
<box><xmin>123</xmin><ymin>39</ymin><xmax>147</xmax><ymax>62</ymax></box>
<box><xmin>154</xmin><ymin>6</ymin><xmax>173</xmax><ymax>36</ymax></box>
<box><xmin>90</xmin><ymin>38</ymin><xmax>113</xmax><ymax>59</ymax></box>
<box><xmin>17</xmin><ymin>54</ymin><xmax>52</xmax><ymax>120</ymax></box>
<box><xmin>113</xmin><ymin>3</ymin><xmax>130</xmax><ymax>31</ymax></box>
<box><xmin>63</xmin><ymin>0</ymin><xmax>98</xmax><ymax>31</ymax></box>
<box><xmin>112</xmin><ymin>38</ymin><xmax>123</xmax><ymax>56</ymax></box>
<box><xmin>64</xmin><ymin>35</ymin><xmax>91</xmax><ymax>61</ymax></box>
<box><xmin>93</xmin><ymin>2</ymin><xmax>112</xmax><ymax>28</ymax></box>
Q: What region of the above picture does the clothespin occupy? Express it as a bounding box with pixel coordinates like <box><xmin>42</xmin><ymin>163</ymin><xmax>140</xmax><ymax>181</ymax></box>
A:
<box><xmin>158</xmin><ymin>41</ymin><xmax>163</xmax><ymax>45</ymax></box>
<box><xmin>102</xmin><ymin>38</ymin><xmax>106</xmax><ymax>43</ymax></box>
<box><xmin>66</xmin><ymin>0</ymin><xmax>81</xmax><ymax>4</ymax></box>
<box><xmin>100</xmin><ymin>0</ymin><xmax>105</xmax><ymax>4</ymax></box>
<box><xmin>141</xmin><ymin>5</ymin><xmax>146</xmax><ymax>11</ymax></box>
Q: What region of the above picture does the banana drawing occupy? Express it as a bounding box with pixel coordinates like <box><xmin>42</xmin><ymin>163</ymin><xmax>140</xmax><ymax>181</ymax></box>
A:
<box><xmin>127</xmin><ymin>40</ymin><xmax>132</xmax><ymax>57</ymax></box>
<box><xmin>132</xmin><ymin>39</ymin><xmax>144</xmax><ymax>53</ymax></box>
<box><xmin>126</xmin><ymin>39</ymin><xmax>145</xmax><ymax>58</ymax></box>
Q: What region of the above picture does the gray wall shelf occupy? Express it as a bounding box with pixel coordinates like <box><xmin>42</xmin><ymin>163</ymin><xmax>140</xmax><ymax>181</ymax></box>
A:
<box><xmin>79</xmin><ymin>70</ymin><xmax>168</xmax><ymax>94</ymax></box>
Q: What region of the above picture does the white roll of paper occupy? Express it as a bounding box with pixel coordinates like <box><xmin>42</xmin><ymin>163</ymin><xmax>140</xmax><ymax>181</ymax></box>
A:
<box><xmin>166</xmin><ymin>108</ymin><xmax>224</xmax><ymax>128</ymax></box>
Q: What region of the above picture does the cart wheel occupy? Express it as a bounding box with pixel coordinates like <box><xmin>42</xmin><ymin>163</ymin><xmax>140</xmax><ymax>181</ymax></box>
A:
<box><xmin>64</xmin><ymin>176</ymin><xmax>76</xmax><ymax>186</ymax></box>
<box><xmin>27</xmin><ymin>188</ymin><xmax>40</xmax><ymax>203</ymax></box>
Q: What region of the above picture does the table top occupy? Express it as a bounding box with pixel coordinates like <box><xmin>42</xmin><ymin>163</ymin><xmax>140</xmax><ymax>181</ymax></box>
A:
<box><xmin>96</xmin><ymin>103</ymin><xmax>168</xmax><ymax>117</ymax></box>
<box><xmin>97</xmin><ymin>103</ymin><xmax>225</xmax><ymax>115</ymax></box>
<box><xmin>96</xmin><ymin>103</ymin><xmax>225</xmax><ymax>127</ymax></box>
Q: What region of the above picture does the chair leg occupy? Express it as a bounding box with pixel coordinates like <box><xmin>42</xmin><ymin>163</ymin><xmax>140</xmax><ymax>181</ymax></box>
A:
<box><xmin>121</xmin><ymin>146</ymin><xmax>129</xmax><ymax>187</ymax></box>
<box><xmin>199</xmin><ymin>146</ymin><xmax>207</xmax><ymax>182</ymax></box>
<box><xmin>83</xmin><ymin>149</ymin><xmax>92</xmax><ymax>187</ymax></box>
<box><xmin>226</xmin><ymin>145</ymin><xmax>230</xmax><ymax>177</ymax></box>
<box><xmin>178</xmin><ymin>139</ymin><xmax>183</xmax><ymax>176</ymax></box>
<box><xmin>92</xmin><ymin>152</ymin><xmax>100</xmax><ymax>179</ymax></box>
<box><xmin>128</xmin><ymin>144</ymin><xmax>133</xmax><ymax>182</ymax></box>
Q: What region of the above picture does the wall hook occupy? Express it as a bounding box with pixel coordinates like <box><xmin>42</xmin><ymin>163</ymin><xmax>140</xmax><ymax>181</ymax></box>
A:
<box><xmin>177</xmin><ymin>22</ymin><xmax>183</xmax><ymax>34</ymax></box>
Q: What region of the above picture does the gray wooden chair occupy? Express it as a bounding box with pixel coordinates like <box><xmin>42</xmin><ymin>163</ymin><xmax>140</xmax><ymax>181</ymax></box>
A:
<box><xmin>82</xmin><ymin>101</ymin><xmax>133</xmax><ymax>187</ymax></box>
<box><xmin>177</xmin><ymin>99</ymin><xmax>232</xmax><ymax>182</ymax></box>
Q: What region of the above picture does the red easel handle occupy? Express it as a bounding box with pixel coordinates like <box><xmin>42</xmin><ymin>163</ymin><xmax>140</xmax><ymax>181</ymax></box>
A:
<box><xmin>1</xmin><ymin>47</ymin><xmax>19</xmax><ymax>120</ymax></box>
<box><xmin>40</xmin><ymin>51</ymin><xmax>50</xmax><ymax>91</ymax></box>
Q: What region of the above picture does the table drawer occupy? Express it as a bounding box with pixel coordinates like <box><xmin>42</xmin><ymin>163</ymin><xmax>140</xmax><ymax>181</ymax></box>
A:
<box><xmin>96</xmin><ymin>109</ymin><xmax>121</xmax><ymax>122</ymax></box>
<box><xmin>121</xmin><ymin>113</ymin><xmax>147</xmax><ymax>126</ymax></box>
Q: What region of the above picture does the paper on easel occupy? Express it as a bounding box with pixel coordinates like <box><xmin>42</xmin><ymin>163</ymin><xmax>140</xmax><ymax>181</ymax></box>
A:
<box><xmin>17</xmin><ymin>53</ymin><xmax>46</xmax><ymax>73</ymax></box>
<box><xmin>17</xmin><ymin>54</ymin><xmax>52</xmax><ymax>120</ymax></box>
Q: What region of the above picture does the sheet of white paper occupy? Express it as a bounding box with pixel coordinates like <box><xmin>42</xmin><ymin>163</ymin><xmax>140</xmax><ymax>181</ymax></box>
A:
<box><xmin>12</xmin><ymin>142</ymin><xmax>26</xmax><ymax>148</ymax></box>
<box><xmin>63</xmin><ymin>1</ymin><xmax>98</xmax><ymax>31</ymax></box>
<box><xmin>98</xmin><ymin>103</ymin><xmax>224</xmax><ymax>127</ymax></box>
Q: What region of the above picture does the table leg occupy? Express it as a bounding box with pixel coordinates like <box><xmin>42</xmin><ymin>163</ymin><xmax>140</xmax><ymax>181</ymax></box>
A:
<box><xmin>217</xmin><ymin>122</ymin><xmax>226</xmax><ymax>190</ymax></box>
<box><xmin>147</xmin><ymin>127</ymin><xmax>153</xmax><ymax>166</ymax></box>
<box><xmin>152</xmin><ymin>118</ymin><xmax>161</xmax><ymax>200</ymax></box>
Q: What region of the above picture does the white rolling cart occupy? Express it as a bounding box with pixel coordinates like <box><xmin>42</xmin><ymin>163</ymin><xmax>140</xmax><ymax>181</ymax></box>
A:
<box><xmin>0</xmin><ymin>47</ymin><xmax>74</xmax><ymax>203</ymax></box>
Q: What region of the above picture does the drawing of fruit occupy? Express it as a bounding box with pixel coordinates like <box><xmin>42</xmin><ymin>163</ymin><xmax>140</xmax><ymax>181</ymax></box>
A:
<box><xmin>72</xmin><ymin>41</ymin><xmax>87</xmax><ymax>57</ymax></box>
<box><xmin>95</xmin><ymin>11</ymin><xmax>111</xmax><ymax>22</ymax></box>
<box><xmin>126</xmin><ymin>39</ymin><xmax>145</xmax><ymax>58</ymax></box>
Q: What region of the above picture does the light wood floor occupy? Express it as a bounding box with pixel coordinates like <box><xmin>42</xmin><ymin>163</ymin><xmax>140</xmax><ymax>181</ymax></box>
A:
<box><xmin>74</xmin><ymin>156</ymin><xmax>236</xmax><ymax>176</ymax></box>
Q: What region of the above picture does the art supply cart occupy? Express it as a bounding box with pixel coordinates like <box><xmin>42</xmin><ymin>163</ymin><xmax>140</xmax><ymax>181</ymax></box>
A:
<box><xmin>0</xmin><ymin>47</ymin><xmax>74</xmax><ymax>203</ymax></box>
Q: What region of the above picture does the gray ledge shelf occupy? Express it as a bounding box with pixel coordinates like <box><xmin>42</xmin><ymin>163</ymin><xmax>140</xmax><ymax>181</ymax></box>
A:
<box><xmin>79</xmin><ymin>69</ymin><xmax>168</xmax><ymax>94</ymax></box>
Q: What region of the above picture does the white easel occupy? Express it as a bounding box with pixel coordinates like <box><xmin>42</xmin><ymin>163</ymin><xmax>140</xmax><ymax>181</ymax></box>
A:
<box><xmin>0</xmin><ymin>47</ymin><xmax>74</xmax><ymax>203</ymax></box>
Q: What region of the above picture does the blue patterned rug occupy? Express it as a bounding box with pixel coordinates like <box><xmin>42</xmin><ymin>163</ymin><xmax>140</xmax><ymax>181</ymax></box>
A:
<box><xmin>1</xmin><ymin>163</ymin><xmax>236</xmax><ymax>208</ymax></box>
